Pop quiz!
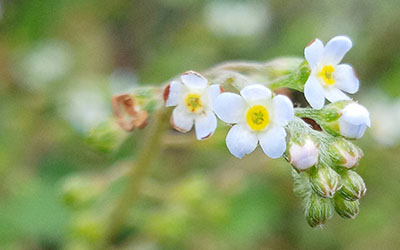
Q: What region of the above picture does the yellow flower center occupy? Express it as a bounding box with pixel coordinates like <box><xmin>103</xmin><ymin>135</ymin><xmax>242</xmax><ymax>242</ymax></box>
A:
<box><xmin>185</xmin><ymin>93</ymin><xmax>203</xmax><ymax>113</ymax></box>
<box><xmin>246</xmin><ymin>105</ymin><xmax>270</xmax><ymax>131</ymax></box>
<box><xmin>318</xmin><ymin>65</ymin><xmax>335</xmax><ymax>85</ymax></box>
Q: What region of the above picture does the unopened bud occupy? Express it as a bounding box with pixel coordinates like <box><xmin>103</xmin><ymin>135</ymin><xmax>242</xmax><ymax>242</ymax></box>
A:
<box><xmin>61</xmin><ymin>175</ymin><xmax>105</xmax><ymax>208</ymax></box>
<box><xmin>305</xmin><ymin>193</ymin><xmax>333</xmax><ymax>228</ymax></box>
<box><xmin>329</xmin><ymin>138</ymin><xmax>363</xmax><ymax>168</ymax></box>
<box><xmin>334</xmin><ymin>194</ymin><xmax>360</xmax><ymax>219</ymax></box>
<box><xmin>289</xmin><ymin>137</ymin><xmax>319</xmax><ymax>171</ymax></box>
<box><xmin>310</xmin><ymin>165</ymin><xmax>342</xmax><ymax>198</ymax></box>
<box><xmin>317</xmin><ymin>101</ymin><xmax>371</xmax><ymax>139</ymax></box>
<box><xmin>338</xmin><ymin>102</ymin><xmax>371</xmax><ymax>139</ymax></box>
<box><xmin>338</xmin><ymin>170</ymin><xmax>366</xmax><ymax>201</ymax></box>
<box><xmin>86</xmin><ymin>119</ymin><xmax>128</xmax><ymax>152</ymax></box>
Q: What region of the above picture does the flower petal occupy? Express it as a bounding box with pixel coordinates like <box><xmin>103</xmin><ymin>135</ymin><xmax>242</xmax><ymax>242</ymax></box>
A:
<box><xmin>259</xmin><ymin>126</ymin><xmax>287</xmax><ymax>159</ymax></box>
<box><xmin>171</xmin><ymin>106</ymin><xmax>194</xmax><ymax>132</ymax></box>
<box><xmin>341</xmin><ymin>103</ymin><xmax>371</xmax><ymax>126</ymax></box>
<box><xmin>322</xmin><ymin>36</ymin><xmax>352</xmax><ymax>65</ymax></box>
<box><xmin>304</xmin><ymin>38</ymin><xmax>324</xmax><ymax>69</ymax></box>
<box><xmin>181</xmin><ymin>71</ymin><xmax>208</xmax><ymax>90</ymax></box>
<box><xmin>272</xmin><ymin>95</ymin><xmax>294</xmax><ymax>126</ymax></box>
<box><xmin>304</xmin><ymin>75</ymin><xmax>325</xmax><ymax>109</ymax></box>
<box><xmin>214</xmin><ymin>92</ymin><xmax>245</xmax><ymax>123</ymax></box>
<box><xmin>225</xmin><ymin>124</ymin><xmax>258</xmax><ymax>159</ymax></box>
<box><xmin>240</xmin><ymin>84</ymin><xmax>272</xmax><ymax>104</ymax></box>
<box><xmin>195</xmin><ymin>111</ymin><xmax>217</xmax><ymax>140</ymax></box>
<box><xmin>324</xmin><ymin>87</ymin><xmax>350</xmax><ymax>103</ymax></box>
<box><xmin>207</xmin><ymin>84</ymin><xmax>222</xmax><ymax>110</ymax></box>
<box><xmin>165</xmin><ymin>81</ymin><xmax>184</xmax><ymax>107</ymax></box>
<box><xmin>334</xmin><ymin>64</ymin><xmax>359</xmax><ymax>94</ymax></box>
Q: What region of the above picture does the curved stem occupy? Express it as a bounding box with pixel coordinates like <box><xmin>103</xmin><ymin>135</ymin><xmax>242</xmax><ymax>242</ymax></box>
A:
<box><xmin>101</xmin><ymin>108</ymin><xmax>170</xmax><ymax>248</ymax></box>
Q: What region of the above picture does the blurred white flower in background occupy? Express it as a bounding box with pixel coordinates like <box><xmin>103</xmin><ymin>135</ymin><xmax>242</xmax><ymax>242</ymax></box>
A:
<box><xmin>60</xmin><ymin>76</ymin><xmax>110</xmax><ymax>133</ymax></box>
<box><xmin>362</xmin><ymin>90</ymin><xmax>400</xmax><ymax>147</ymax></box>
<box><xmin>204</xmin><ymin>1</ymin><xmax>270</xmax><ymax>37</ymax></box>
<box><xmin>109</xmin><ymin>68</ymin><xmax>138</xmax><ymax>95</ymax></box>
<box><xmin>17</xmin><ymin>40</ymin><xmax>73</xmax><ymax>91</ymax></box>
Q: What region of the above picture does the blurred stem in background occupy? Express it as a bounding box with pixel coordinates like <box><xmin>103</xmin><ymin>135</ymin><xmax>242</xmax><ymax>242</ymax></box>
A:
<box><xmin>101</xmin><ymin>108</ymin><xmax>170</xmax><ymax>248</ymax></box>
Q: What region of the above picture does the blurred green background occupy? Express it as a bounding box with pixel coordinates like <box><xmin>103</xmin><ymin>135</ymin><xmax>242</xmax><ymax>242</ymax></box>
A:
<box><xmin>1</xmin><ymin>0</ymin><xmax>400</xmax><ymax>249</ymax></box>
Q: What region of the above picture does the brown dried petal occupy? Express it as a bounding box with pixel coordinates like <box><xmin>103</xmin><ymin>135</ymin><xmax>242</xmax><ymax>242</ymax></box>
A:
<box><xmin>112</xmin><ymin>94</ymin><xmax>148</xmax><ymax>131</ymax></box>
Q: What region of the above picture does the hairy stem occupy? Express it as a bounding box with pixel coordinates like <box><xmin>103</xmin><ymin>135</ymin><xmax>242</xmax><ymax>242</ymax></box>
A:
<box><xmin>203</xmin><ymin>57</ymin><xmax>307</xmax><ymax>91</ymax></box>
<box><xmin>294</xmin><ymin>108</ymin><xmax>320</xmax><ymax>120</ymax></box>
<box><xmin>101</xmin><ymin>108</ymin><xmax>170</xmax><ymax>248</ymax></box>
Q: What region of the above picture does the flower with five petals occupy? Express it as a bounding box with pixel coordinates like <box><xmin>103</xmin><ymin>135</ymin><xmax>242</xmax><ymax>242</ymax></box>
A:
<box><xmin>214</xmin><ymin>84</ymin><xmax>294</xmax><ymax>159</ymax></box>
<box><xmin>164</xmin><ymin>71</ymin><xmax>222</xmax><ymax>140</ymax></box>
<box><xmin>304</xmin><ymin>36</ymin><xmax>359</xmax><ymax>109</ymax></box>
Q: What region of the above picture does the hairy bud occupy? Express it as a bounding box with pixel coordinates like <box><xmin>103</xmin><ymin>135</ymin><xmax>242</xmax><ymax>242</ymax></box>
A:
<box><xmin>317</xmin><ymin>101</ymin><xmax>371</xmax><ymax>139</ymax></box>
<box><xmin>305</xmin><ymin>193</ymin><xmax>333</xmax><ymax>228</ymax></box>
<box><xmin>338</xmin><ymin>170</ymin><xmax>366</xmax><ymax>201</ymax></box>
<box><xmin>289</xmin><ymin>137</ymin><xmax>319</xmax><ymax>171</ymax></box>
<box><xmin>334</xmin><ymin>194</ymin><xmax>360</xmax><ymax>219</ymax></box>
<box><xmin>329</xmin><ymin>138</ymin><xmax>363</xmax><ymax>168</ymax></box>
<box><xmin>310</xmin><ymin>165</ymin><xmax>342</xmax><ymax>198</ymax></box>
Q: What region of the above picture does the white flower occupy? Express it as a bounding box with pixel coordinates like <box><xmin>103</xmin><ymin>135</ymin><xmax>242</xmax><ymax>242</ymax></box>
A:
<box><xmin>164</xmin><ymin>71</ymin><xmax>222</xmax><ymax>140</ymax></box>
<box><xmin>339</xmin><ymin>102</ymin><xmax>371</xmax><ymax>139</ymax></box>
<box><xmin>304</xmin><ymin>36</ymin><xmax>359</xmax><ymax>109</ymax></box>
<box><xmin>214</xmin><ymin>84</ymin><xmax>294</xmax><ymax>159</ymax></box>
<box><xmin>289</xmin><ymin>138</ymin><xmax>319</xmax><ymax>170</ymax></box>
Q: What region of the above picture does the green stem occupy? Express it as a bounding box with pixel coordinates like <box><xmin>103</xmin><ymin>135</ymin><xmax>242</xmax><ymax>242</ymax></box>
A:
<box><xmin>101</xmin><ymin>108</ymin><xmax>170</xmax><ymax>248</ymax></box>
<box><xmin>294</xmin><ymin>108</ymin><xmax>320</xmax><ymax>120</ymax></box>
<box><xmin>268</xmin><ymin>61</ymin><xmax>310</xmax><ymax>91</ymax></box>
<box><xmin>203</xmin><ymin>58</ymin><xmax>308</xmax><ymax>91</ymax></box>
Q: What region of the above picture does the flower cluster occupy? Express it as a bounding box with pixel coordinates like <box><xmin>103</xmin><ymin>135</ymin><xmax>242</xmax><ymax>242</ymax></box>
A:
<box><xmin>164</xmin><ymin>73</ymin><xmax>295</xmax><ymax>159</ymax></box>
<box><xmin>109</xmin><ymin>35</ymin><xmax>371</xmax><ymax>228</ymax></box>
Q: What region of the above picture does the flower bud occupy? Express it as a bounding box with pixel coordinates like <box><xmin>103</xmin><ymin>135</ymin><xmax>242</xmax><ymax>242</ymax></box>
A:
<box><xmin>310</xmin><ymin>165</ymin><xmax>342</xmax><ymax>198</ymax></box>
<box><xmin>338</xmin><ymin>102</ymin><xmax>371</xmax><ymax>139</ymax></box>
<box><xmin>334</xmin><ymin>194</ymin><xmax>360</xmax><ymax>219</ymax></box>
<box><xmin>61</xmin><ymin>175</ymin><xmax>105</xmax><ymax>209</ymax></box>
<box><xmin>329</xmin><ymin>138</ymin><xmax>363</xmax><ymax>168</ymax></box>
<box><xmin>317</xmin><ymin>101</ymin><xmax>371</xmax><ymax>139</ymax></box>
<box><xmin>86</xmin><ymin>120</ymin><xmax>129</xmax><ymax>152</ymax></box>
<box><xmin>305</xmin><ymin>193</ymin><xmax>333</xmax><ymax>228</ymax></box>
<box><xmin>338</xmin><ymin>170</ymin><xmax>366</xmax><ymax>201</ymax></box>
<box><xmin>289</xmin><ymin>137</ymin><xmax>319</xmax><ymax>171</ymax></box>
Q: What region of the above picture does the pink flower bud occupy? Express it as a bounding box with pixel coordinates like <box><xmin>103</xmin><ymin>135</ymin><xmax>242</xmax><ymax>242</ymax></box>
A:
<box><xmin>289</xmin><ymin>138</ymin><xmax>319</xmax><ymax>170</ymax></box>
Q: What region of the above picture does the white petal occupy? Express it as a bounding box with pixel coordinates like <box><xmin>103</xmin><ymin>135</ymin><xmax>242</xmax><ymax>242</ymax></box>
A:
<box><xmin>258</xmin><ymin>126</ymin><xmax>287</xmax><ymax>159</ymax></box>
<box><xmin>341</xmin><ymin>103</ymin><xmax>371</xmax><ymax>127</ymax></box>
<box><xmin>322</xmin><ymin>36</ymin><xmax>352</xmax><ymax>65</ymax></box>
<box><xmin>334</xmin><ymin>64</ymin><xmax>359</xmax><ymax>94</ymax></box>
<box><xmin>181</xmin><ymin>71</ymin><xmax>208</xmax><ymax>90</ymax></box>
<box><xmin>165</xmin><ymin>81</ymin><xmax>184</xmax><ymax>107</ymax></box>
<box><xmin>324</xmin><ymin>87</ymin><xmax>350</xmax><ymax>103</ymax></box>
<box><xmin>171</xmin><ymin>107</ymin><xmax>194</xmax><ymax>132</ymax></box>
<box><xmin>339</xmin><ymin>122</ymin><xmax>367</xmax><ymax>139</ymax></box>
<box><xmin>195</xmin><ymin>111</ymin><xmax>217</xmax><ymax>140</ymax></box>
<box><xmin>272</xmin><ymin>95</ymin><xmax>294</xmax><ymax>126</ymax></box>
<box><xmin>207</xmin><ymin>84</ymin><xmax>222</xmax><ymax>110</ymax></box>
<box><xmin>225</xmin><ymin>125</ymin><xmax>258</xmax><ymax>159</ymax></box>
<box><xmin>240</xmin><ymin>84</ymin><xmax>272</xmax><ymax>104</ymax></box>
<box><xmin>214</xmin><ymin>92</ymin><xmax>245</xmax><ymax>123</ymax></box>
<box><xmin>304</xmin><ymin>38</ymin><xmax>324</xmax><ymax>69</ymax></box>
<box><xmin>304</xmin><ymin>75</ymin><xmax>325</xmax><ymax>109</ymax></box>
